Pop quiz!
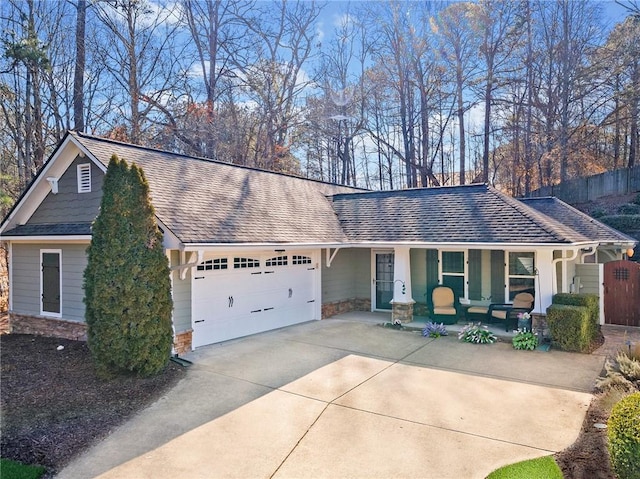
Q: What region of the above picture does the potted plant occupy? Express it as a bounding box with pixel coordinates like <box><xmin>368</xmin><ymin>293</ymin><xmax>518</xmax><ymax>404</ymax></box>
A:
<box><xmin>517</xmin><ymin>311</ymin><xmax>532</xmax><ymax>331</ymax></box>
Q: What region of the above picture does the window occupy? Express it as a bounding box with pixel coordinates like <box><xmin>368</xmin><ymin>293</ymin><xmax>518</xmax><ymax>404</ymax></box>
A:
<box><xmin>266</xmin><ymin>255</ymin><xmax>288</xmax><ymax>266</ymax></box>
<box><xmin>292</xmin><ymin>255</ymin><xmax>311</xmax><ymax>265</ymax></box>
<box><xmin>508</xmin><ymin>252</ymin><xmax>536</xmax><ymax>300</ymax></box>
<box><xmin>234</xmin><ymin>257</ymin><xmax>260</xmax><ymax>269</ymax></box>
<box><xmin>441</xmin><ymin>251</ymin><xmax>465</xmax><ymax>301</ymax></box>
<box><xmin>197</xmin><ymin>258</ymin><xmax>228</xmax><ymax>271</ymax></box>
<box><xmin>77</xmin><ymin>163</ymin><xmax>91</xmax><ymax>193</ymax></box>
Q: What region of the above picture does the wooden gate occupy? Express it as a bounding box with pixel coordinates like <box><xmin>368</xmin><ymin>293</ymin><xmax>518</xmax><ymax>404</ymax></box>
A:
<box><xmin>604</xmin><ymin>260</ymin><xmax>640</xmax><ymax>327</ymax></box>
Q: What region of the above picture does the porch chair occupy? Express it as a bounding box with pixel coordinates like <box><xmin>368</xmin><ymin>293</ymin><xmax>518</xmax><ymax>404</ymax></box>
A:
<box><xmin>487</xmin><ymin>292</ymin><xmax>535</xmax><ymax>332</ymax></box>
<box><xmin>431</xmin><ymin>286</ymin><xmax>458</xmax><ymax>325</ymax></box>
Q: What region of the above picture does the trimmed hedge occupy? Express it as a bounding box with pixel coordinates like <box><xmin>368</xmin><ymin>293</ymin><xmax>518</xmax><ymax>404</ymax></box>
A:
<box><xmin>553</xmin><ymin>293</ymin><xmax>599</xmax><ymax>326</ymax></box>
<box><xmin>546</xmin><ymin>299</ymin><xmax>599</xmax><ymax>353</ymax></box>
<box><xmin>607</xmin><ymin>392</ymin><xmax>640</xmax><ymax>479</ymax></box>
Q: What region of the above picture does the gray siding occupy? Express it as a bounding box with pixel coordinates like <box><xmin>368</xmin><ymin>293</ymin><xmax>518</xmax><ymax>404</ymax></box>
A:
<box><xmin>28</xmin><ymin>157</ymin><xmax>103</xmax><ymax>225</ymax></box>
<box><xmin>170</xmin><ymin>250</ymin><xmax>192</xmax><ymax>333</ymax></box>
<box><xmin>322</xmin><ymin>248</ymin><xmax>371</xmax><ymax>303</ymax></box>
<box><xmin>410</xmin><ymin>249</ymin><xmax>427</xmax><ymax>303</ymax></box>
<box><xmin>11</xmin><ymin>243</ymin><xmax>88</xmax><ymax>321</ymax></box>
<box><xmin>575</xmin><ymin>264</ymin><xmax>601</xmax><ymax>295</ymax></box>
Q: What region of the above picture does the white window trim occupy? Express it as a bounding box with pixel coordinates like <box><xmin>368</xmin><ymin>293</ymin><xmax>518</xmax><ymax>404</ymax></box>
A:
<box><xmin>77</xmin><ymin>163</ymin><xmax>91</xmax><ymax>193</ymax></box>
<box><xmin>40</xmin><ymin>249</ymin><xmax>62</xmax><ymax>318</ymax></box>
<box><xmin>507</xmin><ymin>251</ymin><xmax>537</xmax><ymax>301</ymax></box>
<box><xmin>438</xmin><ymin>250</ymin><xmax>468</xmax><ymax>299</ymax></box>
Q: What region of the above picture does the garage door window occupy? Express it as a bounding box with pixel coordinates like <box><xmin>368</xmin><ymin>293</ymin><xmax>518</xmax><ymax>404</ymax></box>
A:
<box><xmin>266</xmin><ymin>255</ymin><xmax>288</xmax><ymax>266</ymax></box>
<box><xmin>293</xmin><ymin>255</ymin><xmax>311</xmax><ymax>265</ymax></box>
<box><xmin>234</xmin><ymin>257</ymin><xmax>260</xmax><ymax>268</ymax></box>
<box><xmin>197</xmin><ymin>258</ymin><xmax>228</xmax><ymax>271</ymax></box>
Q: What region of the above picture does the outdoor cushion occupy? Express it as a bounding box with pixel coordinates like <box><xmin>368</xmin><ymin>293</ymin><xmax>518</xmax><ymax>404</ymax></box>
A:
<box><xmin>468</xmin><ymin>306</ymin><xmax>489</xmax><ymax>315</ymax></box>
<box><xmin>434</xmin><ymin>306</ymin><xmax>457</xmax><ymax>315</ymax></box>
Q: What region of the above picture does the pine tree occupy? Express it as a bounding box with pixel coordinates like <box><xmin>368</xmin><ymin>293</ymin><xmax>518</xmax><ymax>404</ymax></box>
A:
<box><xmin>84</xmin><ymin>155</ymin><xmax>173</xmax><ymax>377</ymax></box>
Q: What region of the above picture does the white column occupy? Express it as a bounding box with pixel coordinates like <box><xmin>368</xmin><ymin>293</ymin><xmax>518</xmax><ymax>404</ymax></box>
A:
<box><xmin>536</xmin><ymin>249</ymin><xmax>554</xmax><ymax>314</ymax></box>
<box><xmin>392</xmin><ymin>246</ymin><xmax>414</xmax><ymax>304</ymax></box>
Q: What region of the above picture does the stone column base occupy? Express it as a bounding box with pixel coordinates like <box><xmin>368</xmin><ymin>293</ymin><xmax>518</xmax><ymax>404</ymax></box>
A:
<box><xmin>392</xmin><ymin>302</ymin><xmax>414</xmax><ymax>323</ymax></box>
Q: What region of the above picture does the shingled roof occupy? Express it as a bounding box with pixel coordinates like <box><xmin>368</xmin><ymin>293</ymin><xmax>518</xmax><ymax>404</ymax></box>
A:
<box><xmin>72</xmin><ymin>132</ymin><xmax>358</xmax><ymax>244</ymax></box>
<box><xmin>330</xmin><ymin>184</ymin><xmax>623</xmax><ymax>244</ymax></box>
<box><xmin>520</xmin><ymin>197</ymin><xmax>636</xmax><ymax>244</ymax></box>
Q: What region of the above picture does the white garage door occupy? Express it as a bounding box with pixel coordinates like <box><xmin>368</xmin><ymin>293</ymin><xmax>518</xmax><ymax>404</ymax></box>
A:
<box><xmin>191</xmin><ymin>252</ymin><xmax>318</xmax><ymax>347</ymax></box>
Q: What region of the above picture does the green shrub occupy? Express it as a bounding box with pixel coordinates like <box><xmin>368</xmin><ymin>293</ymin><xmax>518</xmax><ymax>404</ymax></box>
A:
<box><xmin>591</xmin><ymin>208</ymin><xmax>606</xmax><ymax>218</ymax></box>
<box><xmin>607</xmin><ymin>392</ymin><xmax>640</xmax><ymax>479</ymax></box>
<box><xmin>618</xmin><ymin>204</ymin><xmax>640</xmax><ymax>215</ymax></box>
<box><xmin>458</xmin><ymin>323</ymin><xmax>496</xmax><ymax>344</ymax></box>
<box><xmin>546</xmin><ymin>304</ymin><xmax>594</xmax><ymax>352</ymax></box>
<box><xmin>601</xmin><ymin>215</ymin><xmax>640</xmax><ymax>232</ymax></box>
<box><xmin>84</xmin><ymin>155</ymin><xmax>173</xmax><ymax>378</ymax></box>
<box><xmin>512</xmin><ymin>330</ymin><xmax>538</xmax><ymax>350</ymax></box>
<box><xmin>553</xmin><ymin>293</ymin><xmax>599</xmax><ymax>329</ymax></box>
<box><xmin>633</xmin><ymin>193</ymin><xmax>640</xmax><ymax>206</ymax></box>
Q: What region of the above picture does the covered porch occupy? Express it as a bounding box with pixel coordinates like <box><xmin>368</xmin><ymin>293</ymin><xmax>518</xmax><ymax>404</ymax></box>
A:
<box><xmin>364</xmin><ymin>244</ymin><xmax>597</xmax><ymax>327</ymax></box>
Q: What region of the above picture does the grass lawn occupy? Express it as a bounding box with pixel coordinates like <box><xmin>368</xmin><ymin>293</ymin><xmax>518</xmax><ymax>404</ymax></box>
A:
<box><xmin>0</xmin><ymin>458</ymin><xmax>46</xmax><ymax>479</ymax></box>
<box><xmin>486</xmin><ymin>455</ymin><xmax>563</xmax><ymax>479</ymax></box>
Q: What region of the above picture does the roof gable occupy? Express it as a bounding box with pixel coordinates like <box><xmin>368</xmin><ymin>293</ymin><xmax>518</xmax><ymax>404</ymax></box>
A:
<box><xmin>70</xmin><ymin>132</ymin><xmax>359</xmax><ymax>244</ymax></box>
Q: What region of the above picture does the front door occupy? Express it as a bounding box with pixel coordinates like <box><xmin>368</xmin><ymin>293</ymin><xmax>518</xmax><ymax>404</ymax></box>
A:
<box><xmin>41</xmin><ymin>250</ymin><xmax>61</xmax><ymax>316</ymax></box>
<box><xmin>373</xmin><ymin>252</ymin><xmax>394</xmax><ymax>310</ymax></box>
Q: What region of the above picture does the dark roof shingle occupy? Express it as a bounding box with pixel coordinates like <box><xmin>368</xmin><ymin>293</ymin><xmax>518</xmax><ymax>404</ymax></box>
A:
<box><xmin>330</xmin><ymin>184</ymin><xmax>614</xmax><ymax>244</ymax></box>
<box><xmin>73</xmin><ymin>132</ymin><xmax>358</xmax><ymax>244</ymax></box>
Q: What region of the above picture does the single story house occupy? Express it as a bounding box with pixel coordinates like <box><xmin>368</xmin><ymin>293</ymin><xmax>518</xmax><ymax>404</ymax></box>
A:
<box><xmin>0</xmin><ymin>131</ymin><xmax>636</xmax><ymax>352</ymax></box>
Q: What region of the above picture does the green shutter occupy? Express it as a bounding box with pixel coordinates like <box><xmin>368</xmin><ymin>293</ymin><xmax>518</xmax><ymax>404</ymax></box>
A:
<box><xmin>425</xmin><ymin>249</ymin><xmax>439</xmax><ymax>307</ymax></box>
<box><xmin>468</xmin><ymin>250</ymin><xmax>482</xmax><ymax>301</ymax></box>
<box><xmin>491</xmin><ymin>250</ymin><xmax>505</xmax><ymax>303</ymax></box>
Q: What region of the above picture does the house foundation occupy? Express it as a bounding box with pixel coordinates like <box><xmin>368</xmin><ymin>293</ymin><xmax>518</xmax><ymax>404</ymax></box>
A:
<box><xmin>174</xmin><ymin>329</ymin><xmax>193</xmax><ymax>354</ymax></box>
<box><xmin>8</xmin><ymin>312</ymin><xmax>88</xmax><ymax>340</ymax></box>
<box><xmin>322</xmin><ymin>298</ymin><xmax>371</xmax><ymax>319</ymax></box>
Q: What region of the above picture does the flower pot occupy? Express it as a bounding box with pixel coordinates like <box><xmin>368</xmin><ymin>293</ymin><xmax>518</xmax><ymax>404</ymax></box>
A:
<box><xmin>517</xmin><ymin>318</ymin><xmax>532</xmax><ymax>331</ymax></box>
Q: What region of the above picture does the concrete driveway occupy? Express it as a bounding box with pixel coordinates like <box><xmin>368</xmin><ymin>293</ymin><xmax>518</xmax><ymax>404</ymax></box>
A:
<box><xmin>57</xmin><ymin>314</ymin><xmax>605</xmax><ymax>479</ymax></box>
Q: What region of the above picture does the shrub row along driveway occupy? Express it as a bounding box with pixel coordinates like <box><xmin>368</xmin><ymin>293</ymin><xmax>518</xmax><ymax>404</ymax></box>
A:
<box><xmin>58</xmin><ymin>314</ymin><xmax>604</xmax><ymax>479</ymax></box>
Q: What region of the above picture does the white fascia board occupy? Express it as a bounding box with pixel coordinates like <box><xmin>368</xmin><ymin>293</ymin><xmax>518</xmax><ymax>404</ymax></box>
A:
<box><xmin>0</xmin><ymin>236</ymin><xmax>91</xmax><ymax>243</ymax></box>
<box><xmin>0</xmin><ymin>135</ymin><xmax>103</xmax><ymax>235</ymax></box>
<box><xmin>182</xmin><ymin>242</ymin><xmax>344</xmax><ymax>252</ymax></box>
<box><xmin>181</xmin><ymin>241</ymin><xmax>601</xmax><ymax>252</ymax></box>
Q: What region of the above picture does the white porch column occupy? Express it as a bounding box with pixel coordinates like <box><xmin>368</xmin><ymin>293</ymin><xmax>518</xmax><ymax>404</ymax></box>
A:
<box><xmin>536</xmin><ymin>249</ymin><xmax>554</xmax><ymax>314</ymax></box>
<box><xmin>391</xmin><ymin>246</ymin><xmax>415</xmax><ymax>322</ymax></box>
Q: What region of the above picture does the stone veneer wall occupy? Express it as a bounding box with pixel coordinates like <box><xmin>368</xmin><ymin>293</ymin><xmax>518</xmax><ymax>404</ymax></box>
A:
<box><xmin>322</xmin><ymin>298</ymin><xmax>371</xmax><ymax>319</ymax></box>
<box><xmin>8</xmin><ymin>312</ymin><xmax>194</xmax><ymax>354</ymax></box>
<box><xmin>9</xmin><ymin>313</ymin><xmax>88</xmax><ymax>340</ymax></box>
<box><xmin>173</xmin><ymin>329</ymin><xmax>192</xmax><ymax>354</ymax></box>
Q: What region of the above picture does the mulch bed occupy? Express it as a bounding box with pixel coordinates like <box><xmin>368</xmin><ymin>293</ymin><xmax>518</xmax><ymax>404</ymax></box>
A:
<box><xmin>0</xmin><ymin>334</ymin><xmax>186</xmax><ymax>478</ymax></box>
<box><xmin>555</xmin><ymin>394</ymin><xmax>615</xmax><ymax>479</ymax></box>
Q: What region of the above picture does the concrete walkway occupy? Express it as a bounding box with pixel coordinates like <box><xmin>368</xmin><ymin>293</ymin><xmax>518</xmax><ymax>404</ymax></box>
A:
<box><xmin>57</xmin><ymin>314</ymin><xmax>605</xmax><ymax>479</ymax></box>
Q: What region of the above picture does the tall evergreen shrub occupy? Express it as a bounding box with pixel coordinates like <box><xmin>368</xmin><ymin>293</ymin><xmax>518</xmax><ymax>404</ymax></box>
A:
<box><xmin>84</xmin><ymin>155</ymin><xmax>173</xmax><ymax>377</ymax></box>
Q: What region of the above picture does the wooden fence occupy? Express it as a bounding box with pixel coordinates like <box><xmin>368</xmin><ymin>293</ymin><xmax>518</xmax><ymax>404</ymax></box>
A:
<box><xmin>530</xmin><ymin>166</ymin><xmax>640</xmax><ymax>203</ymax></box>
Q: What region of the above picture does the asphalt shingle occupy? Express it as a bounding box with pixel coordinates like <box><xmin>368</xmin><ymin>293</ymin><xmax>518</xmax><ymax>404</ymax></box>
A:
<box><xmin>72</xmin><ymin>132</ymin><xmax>358</xmax><ymax>244</ymax></box>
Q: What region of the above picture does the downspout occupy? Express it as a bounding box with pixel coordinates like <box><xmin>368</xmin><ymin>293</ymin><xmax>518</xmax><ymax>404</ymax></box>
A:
<box><xmin>580</xmin><ymin>247</ymin><xmax>595</xmax><ymax>263</ymax></box>
<box><xmin>551</xmin><ymin>248</ymin><xmax>580</xmax><ymax>295</ymax></box>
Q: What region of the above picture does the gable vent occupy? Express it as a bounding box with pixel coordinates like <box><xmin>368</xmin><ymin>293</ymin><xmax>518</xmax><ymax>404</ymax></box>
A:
<box><xmin>77</xmin><ymin>163</ymin><xmax>91</xmax><ymax>193</ymax></box>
